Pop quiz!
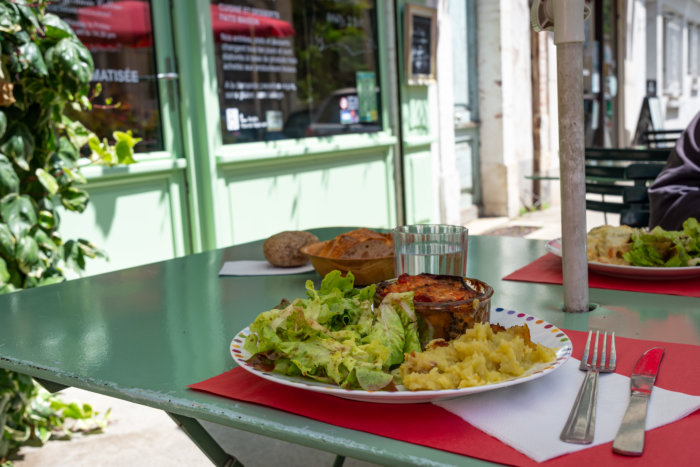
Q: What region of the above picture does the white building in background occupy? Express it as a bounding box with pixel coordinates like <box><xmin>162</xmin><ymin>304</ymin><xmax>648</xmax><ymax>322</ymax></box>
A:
<box><xmin>638</xmin><ymin>0</ymin><xmax>700</xmax><ymax>130</ymax></box>
<box><xmin>432</xmin><ymin>0</ymin><xmax>700</xmax><ymax>221</ymax></box>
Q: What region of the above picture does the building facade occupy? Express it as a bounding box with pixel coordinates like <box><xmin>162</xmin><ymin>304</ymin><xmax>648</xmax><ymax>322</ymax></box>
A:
<box><xmin>48</xmin><ymin>0</ymin><xmax>700</xmax><ymax>277</ymax></box>
<box><xmin>50</xmin><ymin>0</ymin><xmax>463</xmax><ymax>276</ymax></box>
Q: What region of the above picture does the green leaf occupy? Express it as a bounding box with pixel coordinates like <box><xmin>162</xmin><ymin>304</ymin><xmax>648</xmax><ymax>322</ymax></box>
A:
<box><xmin>16</xmin><ymin>234</ymin><xmax>39</xmax><ymax>273</ymax></box>
<box><xmin>57</xmin><ymin>135</ymin><xmax>80</xmax><ymax>164</ymax></box>
<box><xmin>16</xmin><ymin>41</ymin><xmax>48</xmax><ymax>76</ymax></box>
<box><xmin>60</xmin><ymin>186</ymin><xmax>89</xmax><ymax>212</ymax></box>
<box><xmin>61</xmin><ymin>239</ymin><xmax>84</xmax><ymax>271</ymax></box>
<box><xmin>35</xmin><ymin>168</ymin><xmax>58</xmax><ymax>195</ymax></box>
<box><xmin>0</xmin><ymin>223</ymin><xmax>15</xmax><ymax>258</ymax></box>
<box><xmin>0</xmin><ymin>3</ymin><xmax>21</xmax><ymax>32</ymax></box>
<box><xmin>44</xmin><ymin>38</ymin><xmax>94</xmax><ymax>95</ymax></box>
<box><xmin>37</xmin><ymin>209</ymin><xmax>56</xmax><ymax>230</ymax></box>
<box><xmin>35</xmin><ymin>425</ymin><xmax>51</xmax><ymax>444</ymax></box>
<box><xmin>61</xmin><ymin>238</ymin><xmax>105</xmax><ymax>272</ymax></box>
<box><xmin>62</xmin><ymin>167</ymin><xmax>87</xmax><ymax>184</ymax></box>
<box><xmin>0</xmin><ymin>110</ymin><xmax>7</xmax><ymax>139</ymax></box>
<box><xmin>0</xmin><ymin>153</ymin><xmax>19</xmax><ymax>196</ymax></box>
<box><xmin>33</xmin><ymin>228</ymin><xmax>56</xmax><ymax>255</ymax></box>
<box><xmin>88</xmin><ymin>135</ymin><xmax>110</xmax><ymax>162</ymax></box>
<box><xmin>0</xmin><ymin>257</ymin><xmax>9</xmax><ymax>283</ymax></box>
<box><xmin>63</xmin><ymin>118</ymin><xmax>93</xmax><ymax>152</ymax></box>
<box><xmin>113</xmin><ymin>130</ymin><xmax>142</xmax><ymax>146</ymax></box>
<box><xmin>16</xmin><ymin>3</ymin><xmax>42</xmax><ymax>33</ymax></box>
<box><xmin>77</xmin><ymin>239</ymin><xmax>106</xmax><ymax>260</ymax></box>
<box><xmin>61</xmin><ymin>402</ymin><xmax>81</xmax><ymax>419</ymax></box>
<box><xmin>42</xmin><ymin>13</ymin><xmax>74</xmax><ymax>41</ymax></box>
<box><xmin>1</xmin><ymin>122</ymin><xmax>35</xmax><ymax>171</ymax></box>
<box><xmin>36</xmin><ymin>272</ymin><xmax>64</xmax><ymax>287</ymax></box>
<box><xmin>114</xmin><ymin>139</ymin><xmax>136</xmax><ymax>165</ymax></box>
<box><xmin>0</xmin><ymin>194</ymin><xmax>37</xmax><ymax>238</ymax></box>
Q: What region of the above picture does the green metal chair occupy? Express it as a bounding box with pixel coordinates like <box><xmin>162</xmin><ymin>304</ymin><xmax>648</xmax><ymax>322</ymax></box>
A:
<box><xmin>641</xmin><ymin>129</ymin><xmax>683</xmax><ymax>148</ymax></box>
<box><xmin>584</xmin><ymin>148</ymin><xmax>670</xmax><ymax>227</ymax></box>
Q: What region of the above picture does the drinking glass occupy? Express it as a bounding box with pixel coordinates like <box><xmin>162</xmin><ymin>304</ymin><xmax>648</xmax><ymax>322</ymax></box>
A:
<box><xmin>392</xmin><ymin>224</ymin><xmax>469</xmax><ymax>276</ymax></box>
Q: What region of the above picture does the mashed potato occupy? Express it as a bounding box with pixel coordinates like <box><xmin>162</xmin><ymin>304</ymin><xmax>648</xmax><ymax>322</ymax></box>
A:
<box><xmin>400</xmin><ymin>322</ymin><xmax>556</xmax><ymax>390</ymax></box>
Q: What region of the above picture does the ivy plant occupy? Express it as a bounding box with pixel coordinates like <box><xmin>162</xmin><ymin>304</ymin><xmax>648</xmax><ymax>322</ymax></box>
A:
<box><xmin>0</xmin><ymin>0</ymin><xmax>139</xmax><ymax>463</ymax></box>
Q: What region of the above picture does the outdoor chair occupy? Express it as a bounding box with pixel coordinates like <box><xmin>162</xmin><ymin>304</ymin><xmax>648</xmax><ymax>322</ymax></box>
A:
<box><xmin>641</xmin><ymin>129</ymin><xmax>683</xmax><ymax>148</ymax></box>
<box><xmin>584</xmin><ymin>147</ymin><xmax>670</xmax><ymax>227</ymax></box>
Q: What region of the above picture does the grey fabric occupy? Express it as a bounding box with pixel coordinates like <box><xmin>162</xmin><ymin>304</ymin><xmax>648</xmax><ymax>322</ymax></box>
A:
<box><xmin>648</xmin><ymin>111</ymin><xmax>700</xmax><ymax>230</ymax></box>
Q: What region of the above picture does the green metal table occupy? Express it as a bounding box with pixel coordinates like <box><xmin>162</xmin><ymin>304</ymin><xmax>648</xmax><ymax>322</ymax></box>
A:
<box><xmin>1</xmin><ymin>227</ymin><xmax>699</xmax><ymax>466</ymax></box>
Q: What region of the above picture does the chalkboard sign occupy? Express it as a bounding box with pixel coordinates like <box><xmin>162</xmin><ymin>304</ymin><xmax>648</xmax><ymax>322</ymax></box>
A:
<box><xmin>404</xmin><ymin>4</ymin><xmax>437</xmax><ymax>84</ymax></box>
<box><xmin>632</xmin><ymin>96</ymin><xmax>663</xmax><ymax>145</ymax></box>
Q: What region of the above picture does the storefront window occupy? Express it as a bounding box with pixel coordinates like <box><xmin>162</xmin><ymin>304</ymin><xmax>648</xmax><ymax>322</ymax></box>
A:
<box><xmin>210</xmin><ymin>0</ymin><xmax>381</xmax><ymax>144</ymax></box>
<box><xmin>46</xmin><ymin>0</ymin><xmax>163</xmax><ymax>152</ymax></box>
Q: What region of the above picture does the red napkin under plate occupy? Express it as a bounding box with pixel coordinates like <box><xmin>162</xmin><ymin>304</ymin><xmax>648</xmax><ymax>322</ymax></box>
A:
<box><xmin>504</xmin><ymin>253</ymin><xmax>700</xmax><ymax>298</ymax></box>
<box><xmin>190</xmin><ymin>330</ymin><xmax>700</xmax><ymax>466</ymax></box>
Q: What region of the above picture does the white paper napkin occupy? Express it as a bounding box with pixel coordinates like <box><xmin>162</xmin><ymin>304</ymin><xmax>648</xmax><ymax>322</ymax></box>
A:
<box><xmin>218</xmin><ymin>260</ymin><xmax>314</xmax><ymax>276</ymax></box>
<box><xmin>434</xmin><ymin>358</ymin><xmax>700</xmax><ymax>463</ymax></box>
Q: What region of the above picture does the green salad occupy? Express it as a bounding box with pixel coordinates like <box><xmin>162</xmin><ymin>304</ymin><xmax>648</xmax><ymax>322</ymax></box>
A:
<box><xmin>623</xmin><ymin>218</ymin><xmax>700</xmax><ymax>267</ymax></box>
<box><xmin>243</xmin><ymin>270</ymin><xmax>420</xmax><ymax>391</ymax></box>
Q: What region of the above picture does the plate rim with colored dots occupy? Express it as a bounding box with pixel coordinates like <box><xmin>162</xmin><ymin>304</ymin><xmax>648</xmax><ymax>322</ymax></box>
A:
<box><xmin>229</xmin><ymin>307</ymin><xmax>573</xmax><ymax>404</ymax></box>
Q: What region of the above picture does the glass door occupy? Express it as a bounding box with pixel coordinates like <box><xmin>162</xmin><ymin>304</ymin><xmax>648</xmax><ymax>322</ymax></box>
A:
<box><xmin>450</xmin><ymin>0</ymin><xmax>480</xmax><ymax>222</ymax></box>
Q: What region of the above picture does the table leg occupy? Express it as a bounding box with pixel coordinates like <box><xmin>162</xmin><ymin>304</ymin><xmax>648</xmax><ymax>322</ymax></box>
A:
<box><xmin>167</xmin><ymin>412</ymin><xmax>243</xmax><ymax>466</ymax></box>
<box><xmin>34</xmin><ymin>378</ymin><xmax>69</xmax><ymax>394</ymax></box>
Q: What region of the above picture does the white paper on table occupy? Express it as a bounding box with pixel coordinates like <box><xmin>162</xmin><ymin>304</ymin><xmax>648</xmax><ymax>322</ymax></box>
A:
<box><xmin>218</xmin><ymin>260</ymin><xmax>314</xmax><ymax>276</ymax></box>
<box><xmin>434</xmin><ymin>358</ymin><xmax>700</xmax><ymax>463</ymax></box>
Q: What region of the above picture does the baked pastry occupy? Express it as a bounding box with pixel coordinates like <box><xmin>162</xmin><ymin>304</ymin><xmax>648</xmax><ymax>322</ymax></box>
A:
<box><xmin>586</xmin><ymin>225</ymin><xmax>635</xmax><ymax>264</ymax></box>
<box><xmin>318</xmin><ymin>228</ymin><xmax>393</xmax><ymax>259</ymax></box>
<box><xmin>263</xmin><ymin>231</ymin><xmax>319</xmax><ymax>267</ymax></box>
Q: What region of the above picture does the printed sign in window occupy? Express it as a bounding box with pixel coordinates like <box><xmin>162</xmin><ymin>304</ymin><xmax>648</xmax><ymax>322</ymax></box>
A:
<box><xmin>211</xmin><ymin>0</ymin><xmax>382</xmax><ymax>143</ymax></box>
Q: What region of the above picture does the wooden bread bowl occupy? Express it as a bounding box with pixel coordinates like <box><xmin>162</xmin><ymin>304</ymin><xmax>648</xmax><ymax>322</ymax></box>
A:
<box><xmin>300</xmin><ymin>239</ymin><xmax>395</xmax><ymax>286</ymax></box>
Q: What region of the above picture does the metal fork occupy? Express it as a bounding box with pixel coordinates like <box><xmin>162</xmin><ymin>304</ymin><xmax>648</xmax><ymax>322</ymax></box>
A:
<box><xmin>560</xmin><ymin>330</ymin><xmax>617</xmax><ymax>444</ymax></box>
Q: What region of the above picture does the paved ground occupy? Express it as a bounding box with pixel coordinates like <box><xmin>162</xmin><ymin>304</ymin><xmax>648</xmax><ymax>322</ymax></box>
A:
<box><xmin>10</xmin><ymin>206</ymin><xmax>616</xmax><ymax>467</ymax></box>
<box><xmin>10</xmin><ymin>386</ymin><xmax>379</xmax><ymax>467</ymax></box>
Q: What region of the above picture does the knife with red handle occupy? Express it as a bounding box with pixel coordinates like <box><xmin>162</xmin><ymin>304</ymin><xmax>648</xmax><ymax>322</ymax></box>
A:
<box><xmin>612</xmin><ymin>347</ymin><xmax>665</xmax><ymax>456</ymax></box>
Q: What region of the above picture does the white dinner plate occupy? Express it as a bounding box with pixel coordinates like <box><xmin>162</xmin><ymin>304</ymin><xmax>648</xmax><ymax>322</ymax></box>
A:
<box><xmin>545</xmin><ymin>237</ymin><xmax>700</xmax><ymax>280</ymax></box>
<box><xmin>230</xmin><ymin>309</ymin><xmax>572</xmax><ymax>404</ymax></box>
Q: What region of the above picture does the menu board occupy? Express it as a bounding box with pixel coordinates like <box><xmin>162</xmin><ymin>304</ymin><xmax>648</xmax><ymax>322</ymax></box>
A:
<box><xmin>410</xmin><ymin>15</ymin><xmax>433</xmax><ymax>76</ymax></box>
<box><xmin>404</xmin><ymin>4</ymin><xmax>437</xmax><ymax>85</ymax></box>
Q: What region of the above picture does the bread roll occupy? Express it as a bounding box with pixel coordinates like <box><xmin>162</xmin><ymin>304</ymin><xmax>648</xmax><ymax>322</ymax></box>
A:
<box><xmin>318</xmin><ymin>228</ymin><xmax>393</xmax><ymax>259</ymax></box>
<box><xmin>264</xmin><ymin>231</ymin><xmax>319</xmax><ymax>267</ymax></box>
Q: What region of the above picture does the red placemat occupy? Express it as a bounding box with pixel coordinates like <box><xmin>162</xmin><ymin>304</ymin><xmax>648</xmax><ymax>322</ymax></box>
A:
<box><xmin>190</xmin><ymin>331</ymin><xmax>700</xmax><ymax>466</ymax></box>
<box><xmin>504</xmin><ymin>253</ymin><xmax>700</xmax><ymax>298</ymax></box>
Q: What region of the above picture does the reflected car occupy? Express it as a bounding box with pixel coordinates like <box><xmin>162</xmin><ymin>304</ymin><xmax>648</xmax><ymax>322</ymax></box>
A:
<box><xmin>305</xmin><ymin>88</ymin><xmax>381</xmax><ymax>137</ymax></box>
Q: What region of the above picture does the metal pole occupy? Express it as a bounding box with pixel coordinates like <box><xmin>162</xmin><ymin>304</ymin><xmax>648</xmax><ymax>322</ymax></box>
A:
<box><xmin>553</xmin><ymin>0</ymin><xmax>590</xmax><ymax>312</ymax></box>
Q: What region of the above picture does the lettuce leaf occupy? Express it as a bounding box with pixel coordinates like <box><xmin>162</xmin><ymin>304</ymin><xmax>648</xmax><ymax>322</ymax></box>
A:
<box><xmin>243</xmin><ymin>270</ymin><xmax>417</xmax><ymax>391</ymax></box>
<box><xmin>621</xmin><ymin>218</ymin><xmax>700</xmax><ymax>267</ymax></box>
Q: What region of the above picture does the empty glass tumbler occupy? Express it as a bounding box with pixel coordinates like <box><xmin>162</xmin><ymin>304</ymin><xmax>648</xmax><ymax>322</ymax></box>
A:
<box><xmin>392</xmin><ymin>224</ymin><xmax>469</xmax><ymax>276</ymax></box>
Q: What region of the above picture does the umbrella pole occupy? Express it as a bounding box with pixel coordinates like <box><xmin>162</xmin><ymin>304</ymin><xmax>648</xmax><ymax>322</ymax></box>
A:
<box><xmin>553</xmin><ymin>0</ymin><xmax>589</xmax><ymax>312</ymax></box>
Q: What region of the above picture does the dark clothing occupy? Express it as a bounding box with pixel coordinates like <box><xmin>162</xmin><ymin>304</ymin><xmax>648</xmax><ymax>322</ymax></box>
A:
<box><xmin>648</xmin><ymin>111</ymin><xmax>700</xmax><ymax>230</ymax></box>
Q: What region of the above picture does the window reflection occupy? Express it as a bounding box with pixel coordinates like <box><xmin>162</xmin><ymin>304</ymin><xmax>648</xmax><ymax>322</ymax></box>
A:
<box><xmin>47</xmin><ymin>0</ymin><xmax>163</xmax><ymax>153</ymax></box>
<box><xmin>211</xmin><ymin>0</ymin><xmax>381</xmax><ymax>144</ymax></box>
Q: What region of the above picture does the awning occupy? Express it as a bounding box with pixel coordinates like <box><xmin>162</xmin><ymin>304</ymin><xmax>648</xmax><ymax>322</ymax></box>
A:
<box><xmin>75</xmin><ymin>1</ymin><xmax>294</xmax><ymax>50</ymax></box>
<box><xmin>211</xmin><ymin>4</ymin><xmax>295</xmax><ymax>40</ymax></box>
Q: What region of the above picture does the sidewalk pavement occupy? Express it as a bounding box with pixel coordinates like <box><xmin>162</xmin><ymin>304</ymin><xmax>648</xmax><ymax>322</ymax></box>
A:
<box><xmin>11</xmin><ymin>206</ymin><xmax>617</xmax><ymax>467</ymax></box>
<box><xmin>465</xmin><ymin>205</ymin><xmax>616</xmax><ymax>240</ymax></box>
